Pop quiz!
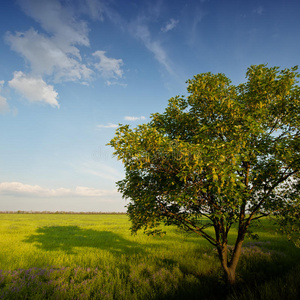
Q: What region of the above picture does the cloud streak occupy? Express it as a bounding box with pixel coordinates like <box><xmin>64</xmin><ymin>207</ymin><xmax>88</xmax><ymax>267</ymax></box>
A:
<box><xmin>124</xmin><ymin>116</ymin><xmax>146</xmax><ymax>121</ymax></box>
<box><xmin>76</xmin><ymin>161</ymin><xmax>124</xmax><ymax>182</ymax></box>
<box><xmin>161</xmin><ymin>19</ymin><xmax>179</xmax><ymax>33</ymax></box>
<box><xmin>0</xmin><ymin>181</ymin><xmax>118</xmax><ymax>197</ymax></box>
<box><xmin>97</xmin><ymin>123</ymin><xmax>119</xmax><ymax>129</ymax></box>
<box><xmin>253</xmin><ymin>6</ymin><xmax>264</xmax><ymax>15</ymax></box>
<box><xmin>131</xmin><ymin>21</ymin><xmax>173</xmax><ymax>74</ymax></box>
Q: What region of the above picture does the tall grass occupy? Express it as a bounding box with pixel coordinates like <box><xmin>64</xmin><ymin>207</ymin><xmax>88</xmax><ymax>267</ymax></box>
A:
<box><xmin>0</xmin><ymin>213</ymin><xmax>299</xmax><ymax>299</ymax></box>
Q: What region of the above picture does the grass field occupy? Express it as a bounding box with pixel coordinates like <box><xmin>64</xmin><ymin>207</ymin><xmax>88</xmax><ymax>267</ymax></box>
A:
<box><xmin>0</xmin><ymin>213</ymin><xmax>299</xmax><ymax>299</ymax></box>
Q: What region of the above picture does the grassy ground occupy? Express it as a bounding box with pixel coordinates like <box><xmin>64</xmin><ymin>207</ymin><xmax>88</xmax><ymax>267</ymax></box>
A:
<box><xmin>0</xmin><ymin>213</ymin><xmax>299</xmax><ymax>299</ymax></box>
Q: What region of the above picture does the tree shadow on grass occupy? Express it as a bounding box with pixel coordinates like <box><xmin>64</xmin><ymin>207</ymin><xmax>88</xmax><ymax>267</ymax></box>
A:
<box><xmin>18</xmin><ymin>226</ymin><xmax>300</xmax><ymax>300</ymax></box>
<box><xmin>23</xmin><ymin>226</ymin><xmax>145</xmax><ymax>255</ymax></box>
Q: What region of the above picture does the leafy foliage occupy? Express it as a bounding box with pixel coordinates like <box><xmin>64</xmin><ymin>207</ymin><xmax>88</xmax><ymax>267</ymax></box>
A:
<box><xmin>109</xmin><ymin>65</ymin><xmax>300</xmax><ymax>284</ymax></box>
<box><xmin>274</xmin><ymin>176</ymin><xmax>300</xmax><ymax>247</ymax></box>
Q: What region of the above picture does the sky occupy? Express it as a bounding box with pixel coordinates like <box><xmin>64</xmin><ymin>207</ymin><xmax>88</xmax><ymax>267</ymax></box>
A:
<box><xmin>0</xmin><ymin>0</ymin><xmax>300</xmax><ymax>212</ymax></box>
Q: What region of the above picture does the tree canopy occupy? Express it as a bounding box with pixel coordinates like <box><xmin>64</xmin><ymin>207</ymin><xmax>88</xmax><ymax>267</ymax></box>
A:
<box><xmin>109</xmin><ymin>64</ymin><xmax>300</xmax><ymax>285</ymax></box>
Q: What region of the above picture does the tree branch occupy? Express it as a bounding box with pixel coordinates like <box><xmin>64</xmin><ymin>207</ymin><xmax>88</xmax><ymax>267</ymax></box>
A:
<box><xmin>158</xmin><ymin>201</ymin><xmax>218</xmax><ymax>246</ymax></box>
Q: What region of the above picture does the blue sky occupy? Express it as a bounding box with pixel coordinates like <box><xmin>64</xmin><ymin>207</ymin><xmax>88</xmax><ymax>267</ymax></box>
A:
<box><xmin>0</xmin><ymin>0</ymin><xmax>300</xmax><ymax>212</ymax></box>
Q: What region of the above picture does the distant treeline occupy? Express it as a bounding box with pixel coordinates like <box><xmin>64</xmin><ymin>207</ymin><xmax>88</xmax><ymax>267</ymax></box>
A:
<box><xmin>0</xmin><ymin>211</ymin><xmax>126</xmax><ymax>215</ymax></box>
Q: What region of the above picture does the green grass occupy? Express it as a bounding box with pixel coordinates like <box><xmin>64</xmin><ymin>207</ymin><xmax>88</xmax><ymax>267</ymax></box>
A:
<box><xmin>0</xmin><ymin>213</ymin><xmax>299</xmax><ymax>299</ymax></box>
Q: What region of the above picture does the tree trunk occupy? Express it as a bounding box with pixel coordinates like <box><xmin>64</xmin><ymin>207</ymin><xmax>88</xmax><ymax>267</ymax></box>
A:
<box><xmin>224</xmin><ymin>266</ymin><xmax>236</xmax><ymax>286</ymax></box>
<box><xmin>218</xmin><ymin>237</ymin><xmax>244</xmax><ymax>286</ymax></box>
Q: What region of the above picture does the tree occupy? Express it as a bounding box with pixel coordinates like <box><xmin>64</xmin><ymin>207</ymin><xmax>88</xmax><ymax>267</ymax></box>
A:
<box><xmin>275</xmin><ymin>177</ymin><xmax>300</xmax><ymax>248</ymax></box>
<box><xmin>109</xmin><ymin>65</ymin><xmax>300</xmax><ymax>285</ymax></box>
<box><xmin>277</xmin><ymin>202</ymin><xmax>300</xmax><ymax>248</ymax></box>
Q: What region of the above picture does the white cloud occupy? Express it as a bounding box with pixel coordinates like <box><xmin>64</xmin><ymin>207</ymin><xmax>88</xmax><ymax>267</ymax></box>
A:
<box><xmin>97</xmin><ymin>123</ymin><xmax>119</xmax><ymax>129</ymax></box>
<box><xmin>0</xmin><ymin>80</ymin><xmax>9</xmax><ymax>113</ymax></box>
<box><xmin>93</xmin><ymin>50</ymin><xmax>124</xmax><ymax>80</ymax></box>
<box><xmin>161</xmin><ymin>19</ymin><xmax>179</xmax><ymax>33</ymax></box>
<box><xmin>75</xmin><ymin>186</ymin><xmax>117</xmax><ymax>197</ymax></box>
<box><xmin>6</xmin><ymin>0</ymin><xmax>94</xmax><ymax>83</ymax></box>
<box><xmin>6</xmin><ymin>29</ymin><xmax>93</xmax><ymax>83</ymax></box>
<box><xmin>0</xmin><ymin>181</ymin><xmax>118</xmax><ymax>198</ymax></box>
<box><xmin>124</xmin><ymin>116</ymin><xmax>146</xmax><ymax>121</ymax></box>
<box><xmin>6</xmin><ymin>0</ymin><xmax>123</xmax><ymax>87</ymax></box>
<box><xmin>9</xmin><ymin>71</ymin><xmax>59</xmax><ymax>108</ymax></box>
<box><xmin>0</xmin><ymin>95</ymin><xmax>9</xmax><ymax>113</ymax></box>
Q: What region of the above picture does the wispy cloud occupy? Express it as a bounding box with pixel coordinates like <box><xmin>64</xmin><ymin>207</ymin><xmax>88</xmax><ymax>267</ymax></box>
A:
<box><xmin>97</xmin><ymin>123</ymin><xmax>119</xmax><ymax>129</ymax></box>
<box><xmin>0</xmin><ymin>181</ymin><xmax>118</xmax><ymax>197</ymax></box>
<box><xmin>129</xmin><ymin>17</ymin><xmax>174</xmax><ymax>75</ymax></box>
<box><xmin>9</xmin><ymin>71</ymin><xmax>59</xmax><ymax>108</ymax></box>
<box><xmin>253</xmin><ymin>6</ymin><xmax>264</xmax><ymax>15</ymax></box>
<box><xmin>106</xmin><ymin>80</ymin><xmax>127</xmax><ymax>88</ymax></box>
<box><xmin>17</xmin><ymin>0</ymin><xmax>90</xmax><ymax>47</ymax></box>
<box><xmin>124</xmin><ymin>116</ymin><xmax>146</xmax><ymax>121</ymax></box>
<box><xmin>77</xmin><ymin>161</ymin><xmax>124</xmax><ymax>182</ymax></box>
<box><xmin>86</xmin><ymin>1</ymin><xmax>175</xmax><ymax>77</ymax></box>
<box><xmin>188</xmin><ymin>9</ymin><xmax>206</xmax><ymax>46</ymax></box>
<box><xmin>161</xmin><ymin>18</ymin><xmax>179</xmax><ymax>33</ymax></box>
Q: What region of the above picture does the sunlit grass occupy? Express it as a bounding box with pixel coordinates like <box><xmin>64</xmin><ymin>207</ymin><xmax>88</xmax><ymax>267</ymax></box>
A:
<box><xmin>0</xmin><ymin>213</ymin><xmax>299</xmax><ymax>299</ymax></box>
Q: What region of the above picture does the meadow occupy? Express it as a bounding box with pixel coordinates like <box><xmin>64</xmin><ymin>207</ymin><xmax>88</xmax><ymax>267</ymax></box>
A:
<box><xmin>0</xmin><ymin>213</ymin><xmax>299</xmax><ymax>299</ymax></box>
